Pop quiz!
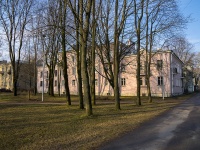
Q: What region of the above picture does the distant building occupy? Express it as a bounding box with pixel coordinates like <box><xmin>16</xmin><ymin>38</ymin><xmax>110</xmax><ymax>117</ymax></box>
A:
<box><xmin>182</xmin><ymin>66</ymin><xmax>194</xmax><ymax>93</ymax></box>
<box><xmin>0</xmin><ymin>60</ymin><xmax>34</xmax><ymax>92</ymax></box>
<box><xmin>0</xmin><ymin>60</ymin><xmax>12</xmax><ymax>90</ymax></box>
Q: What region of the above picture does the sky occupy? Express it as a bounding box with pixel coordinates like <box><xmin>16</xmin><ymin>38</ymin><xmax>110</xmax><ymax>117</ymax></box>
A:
<box><xmin>0</xmin><ymin>0</ymin><xmax>200</xmax><ymax>60</ymax></box>
<box><xmin>178</xmin><ymin>0</ymin><xmax>200</xmax><ymax>52</ymax></box>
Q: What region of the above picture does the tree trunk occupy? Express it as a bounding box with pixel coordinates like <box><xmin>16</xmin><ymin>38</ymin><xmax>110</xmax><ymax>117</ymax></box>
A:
<box><xmin>62</xmin><ymin>39</ymin><xmax>71</xmax><ymax>105</ymax></box>
<box><xmin>114</xmin><ymin>0</ymin><xmax>120</xmax><ymax>110</ymax></box>
<box><xmin>34</xmin><ymin>44</ymin><xmax>37</xmax><ymax>95</ymax></box>
<box><xmin>147</xmin><ymin>25</ymin><xmax>154</xmax><ymax>103</ymax></box>
<box><xmin>68</xmin><ymin>0</ymin><xmax>93</xmax><ymax>115</ymax></box>
<box><xmin>77</xmin><ymin>48</ymin><xmax>84</xmax><ymax>109</ymax></box>
<box><xmin>91</xmin><ymin>0</ymin><xmax>96</xmax><ymax>105</ymax></box>
<box><xmin>61</xmin><ymin>0</ymin><xmax>71</xmax><ymax>105</ymax></box>
<box><xmin>13</xmin><ymin>71</ymin><xmax>18</xmax><ymax>96</ymax></box>
<box><xmin>145</xmin><ymin>0</ymin><xmax>152</xmax><ymax>103</ymax></box>
<box><xmin>134</xmin><ymin>0</ymin><xmax>144</xmax><ymax>106</ymax></box>
<box><xmin>49</xmin><ymin>69</ymin><xmax>54</xmax><ymax>96</ymax></box>
<box><xmin>58</xmin><ymin>67</ymin><xmax>61</xmax><ymax>96</ymax></box>
<box><xmin>75</xmin><ymin>0</ymin><xmax>84</xmax><ymax>109</ymax></box>
<box><xmin>147</xmin><ymin>62</ymin><xmax>152</xmax><ymax>102</ymax></box>
<box><xmin>136</xmin><ymin>42</ymin><xmax>141</xmax><ymax>105</ymax></box>
<box><xmin>80</xmin><ymin>0</ymin><xmax>93</xmax><ymax>116</ymax></box>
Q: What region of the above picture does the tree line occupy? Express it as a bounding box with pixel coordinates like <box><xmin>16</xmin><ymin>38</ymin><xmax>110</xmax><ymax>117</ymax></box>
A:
<box><xmin>0</xmin><ymin>0</ymin><xmax>198</xmax><ymax>116</ymax></box>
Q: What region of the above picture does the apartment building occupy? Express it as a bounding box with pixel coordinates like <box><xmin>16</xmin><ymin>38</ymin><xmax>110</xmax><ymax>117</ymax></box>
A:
<box><xmin>93</xmin><ymin>50</ymin><xmax>184</xmax><ymax>97</ymax></box>
<box><xmin>37</xmin><ymin>48</ymin><xmax>185</xmax><ymax>97</ymax></box>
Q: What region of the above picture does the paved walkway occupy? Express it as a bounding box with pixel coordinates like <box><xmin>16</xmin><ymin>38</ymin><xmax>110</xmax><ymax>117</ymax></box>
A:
<box><xmin>98</xmin><ymin>93</ymin><xmax>200</xmax><ymax>150</ymax></box>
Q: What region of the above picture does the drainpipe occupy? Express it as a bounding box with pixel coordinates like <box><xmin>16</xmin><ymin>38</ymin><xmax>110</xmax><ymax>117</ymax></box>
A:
<box><xmin>98</xmin><ymin>59</ymin><xmax>100</xmax><ymax>96</ymax></box>
<box><xmin>171</xmin><ymin>51</ymin><xmax>173</xmax><ymax>96</ymax></box>
<box><xmin>42</xmin><ymin>57</ymin><xmax>44</xmax><ymax>102</ymax></box>
<box><xmin>162</xmin><ymin>51</ymin><xmax>165</xmax><ymax>100</ymax></box>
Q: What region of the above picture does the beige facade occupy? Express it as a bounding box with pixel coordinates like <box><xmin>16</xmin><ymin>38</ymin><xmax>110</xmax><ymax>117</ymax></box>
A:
<box><xmin>37</xmin><ymin>50</ymin><xmax>78</xmax><ymax>95</ymax></box>
<box><xmin>37</xmin><ymin>49</ymin><xmax>184</xmax><ymax>97</ymax></box>
<box><xmin>0</xmin><ymin>61</ymin><xmax>12</xmax><ymax>90</ymax></box>
<box><xmin>93</xmin><ymin>50</ymin><xmax>184</xmax><ymax>97</ymax></box>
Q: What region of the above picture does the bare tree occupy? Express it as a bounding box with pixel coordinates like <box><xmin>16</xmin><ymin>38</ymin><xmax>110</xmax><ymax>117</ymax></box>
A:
<box><xmin>68</xmin><ymin>0</ymin><xmax>93</xmax><ymax>116</ymax></box>
<box><xmin>96</xmin><ymin>0</ymin><xmax>115</xmax><ymax>90</ymax></box>
<box><xmin>95</xmin><ymin>0</ymin><xmax>131</xmax><ymax>109</ymax></box>
<box><xmin>0</xmin><ymin>0</ymin><xmax>33</xmax><ymax>96</ymax></box>
<box><xmin>22</xmin><ymin>36</ymin><xmax>35</xmax><ymax>99</ymax></box>
<box><xmin>133</xmin><ymin>0</ymin><xmax>145</xmax><ymax>105</ymax></box>
<box><xmin>30</xmin><ymin>14</ymin><xmax>41</xmax><ymax>95</ymax></box>
<box><xmin>113</xmin><ymin>0</ymin><xmax>128</xmax><ymax>109</ymax></box>
<box><xmin>165</xmin><ymin>35</ymin><xmax>195</xmax><ymax>93</ymax></box>
<box><xmin>46</xmin><ymin>2</ymin><xmax>58</xmax><ymax>97</ymax></box>
<box><xmin>90</xmin><ymin>0</ymin><xmax>96</xmax><ymax>105</ymax></box>
<box><xmin>166</xmin><ymin>36</ymin><xmax>194</xmax><ymax>65</ymax></box>
<box><xmin>72</xmin><ymin>0</ymin><xmax>84</xmax><ymax>109</ymax></box>
<box><xmin>58</xmin><ymin>0</ymin><xmax>72</xmax><ymax>104</ymax></box>
<box><xmin>138</xmin><ymin>0</ymin><xmax>187</xmax><ymax>102</ymax></box>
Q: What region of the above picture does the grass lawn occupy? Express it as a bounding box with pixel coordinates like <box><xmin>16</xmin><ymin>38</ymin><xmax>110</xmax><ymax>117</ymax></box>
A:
<box><xmin>0</xmin><ymin>92</ymin><xmax>195</xmax><ymax>150</ymax></box>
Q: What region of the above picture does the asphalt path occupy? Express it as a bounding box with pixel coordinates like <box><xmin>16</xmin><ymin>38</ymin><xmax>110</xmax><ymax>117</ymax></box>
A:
<box><xmin>98</xmin><ymin>92</ymin><xmax>200</xmax><ymax>150</ymax></box>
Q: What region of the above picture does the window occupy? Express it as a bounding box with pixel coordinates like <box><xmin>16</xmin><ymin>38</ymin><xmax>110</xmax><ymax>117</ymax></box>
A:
<box><xmin>40</xmin><ymin>81</ymin><xmax>43</xmax><ymax>87</ymax></box>
<box><xmin>54</xmin><ymin>70</ymin><xmax>57</xmax><ymax>77</ymax></box>
<box><xmin>145</xmin><ymin>78</ymin><xmax>147</xmax><ymax>85</ymax></box>
<box><xmin>173</xmin><ymin>68</ymin><xmax>177</xmax><ymax>74</ymax></box>
<box><xmin>62</xmin><ymin>80</ymin><xmax>65</xmax><ymax>86</ymax></box>
<box><xmin>105</xmin><ymin>64</ymin><xmax>109</xmax><ymax>72</ymax></box>
<box><xmin>72</xmin><ymin>67</ymin><xmax>76</xmax><ymax>75</ymax></box>
<box><xmin>40</xmin><ymin>72</ymin><xmax>43</xmax><ymax>78</ymax></box>
<box><xmin>110</xmin><ymin>51</ymin><xmax>113</xmax><ymax>58</ymax></box>
<box><xmin>158</xmin><ymin>76</ymin><xmax>163</xmax><ymax>85</ymax></box>
<box><xmin>121</xmin><ymin>64</ymin><xmax>126</xmax><ymax>72</ymax></box>
<box><xmin>54</xmin><ymin>80</ymin><xmax>57</xmax><ymax>87</ymax></box>
<box><xmin>140</xmin><ymin>78</ymin><xmax>143</xmax><ymax>85</ymax></box>
<box><xmin>72</xmin><ymin>56</ymin><xmax>75</xmax><ymax>63</ymax></box>
<box><xmin>46</xmin><ymin>71</ymin><xmax>48</xmax><ymax>78</ymax></box>
<box><xmin>105</xmin><ymin>79</ymin><xmax>108</xmax><ymax>85</ymax></box>
<box><xmin>157</xmin><ymin>60</ymin><xmax>163</xmax><ymax>70</ymax></box>
<box><xmin>46</xmin><ymin>79</ymin><xmax>48</xmax><ymax>87</ymax></box>
<box><xmin>72</xmin><ymin>80</ymin><xmax>76</xmax><ymax>86</ymax></box>
<box><xmin>175</xmin><ymin>79</ymin><xmax>181</xmax><ymax>87</ymax></box>
<box><xmin>121</xmin><ymin>78</ymin><xmax>126</xmax><ymax>86</ymax></box>
<box><xmin>95</xmin><ymin>79</ymin><xmax>98</xmax><ymax>86</ymax></box>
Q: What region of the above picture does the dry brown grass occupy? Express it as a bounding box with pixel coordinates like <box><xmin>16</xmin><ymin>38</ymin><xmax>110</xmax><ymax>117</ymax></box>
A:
<box><xmin>0</xmin><ymin>92</ymin><xmax>195</xmax><ymax>150</ymax></box>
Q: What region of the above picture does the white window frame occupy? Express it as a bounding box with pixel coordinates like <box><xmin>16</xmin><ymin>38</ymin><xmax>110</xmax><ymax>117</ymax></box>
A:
<box><xmin>72</xmin><ymin>80</ymin><xmax>76</xmax><ymax>86</ymax></box>
<box><xmin>158</xmin><ymin>76</ymin><xmax>163</xmax><ymax>86</ymax></box>
<box><xmin>121</xmin><ymin>78</ymin><xmax>126</xmax><ymax>86</ymax></box>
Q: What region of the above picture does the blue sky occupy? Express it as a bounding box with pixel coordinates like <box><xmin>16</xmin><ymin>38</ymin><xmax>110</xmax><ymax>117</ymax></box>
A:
<box><xmin>178</xmin><ymin>0</ymin><xmax>200</xmax><ymax>52</ymax></box>
<box><xmin>0</xmin><ymin>0</ymin><xmax>200</xmax><ymax>60</ymax></box>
